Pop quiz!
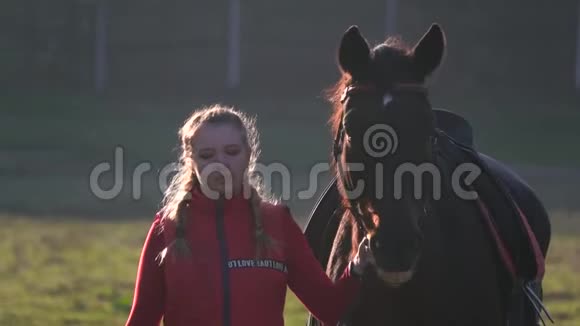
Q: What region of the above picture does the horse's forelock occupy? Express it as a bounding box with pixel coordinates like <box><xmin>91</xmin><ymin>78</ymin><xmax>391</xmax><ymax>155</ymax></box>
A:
<box><xmin>379</xmin><ymin>36</ymin><xmax>413</xmax><ymax>55</ymax></box>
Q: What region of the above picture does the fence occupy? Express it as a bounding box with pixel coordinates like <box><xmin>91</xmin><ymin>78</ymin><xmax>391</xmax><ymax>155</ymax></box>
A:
<box><xmin>1</xmin><ymin>0</ymin><xmax>579</xmax><ymax>102</ymax></box>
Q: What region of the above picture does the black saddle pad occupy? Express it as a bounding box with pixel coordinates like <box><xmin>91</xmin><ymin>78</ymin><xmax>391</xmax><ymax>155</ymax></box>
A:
<box><xmin>436</xmin><ymin>132</ymin><xmax>545</xmax><ymax>282</ymax></box>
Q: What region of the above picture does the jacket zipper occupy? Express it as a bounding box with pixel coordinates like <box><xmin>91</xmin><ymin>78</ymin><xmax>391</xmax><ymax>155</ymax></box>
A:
<box><xmin>215</xmin><ymin>198</ymin><xmax>231</xmax><ymax>326</ymax></box>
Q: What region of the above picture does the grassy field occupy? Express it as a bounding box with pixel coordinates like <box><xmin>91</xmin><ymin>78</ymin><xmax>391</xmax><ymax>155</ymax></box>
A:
<box><xmin>0</xmin><ymin>212</ymin><xmax>579</xmax><ymax>326</ymax></box>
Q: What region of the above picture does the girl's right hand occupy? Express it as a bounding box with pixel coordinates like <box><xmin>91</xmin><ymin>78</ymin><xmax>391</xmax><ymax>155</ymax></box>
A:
<box><xmin>350</xmin><ymin>236</ymin><xmax>375</xmax><ymax>276</ymax></box>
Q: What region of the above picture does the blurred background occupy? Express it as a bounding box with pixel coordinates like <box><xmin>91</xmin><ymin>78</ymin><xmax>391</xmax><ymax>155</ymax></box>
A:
<box><xmin>1</xmin><ymin>0</ymin><xmax>579</xmax><ymax>325</ymax></box>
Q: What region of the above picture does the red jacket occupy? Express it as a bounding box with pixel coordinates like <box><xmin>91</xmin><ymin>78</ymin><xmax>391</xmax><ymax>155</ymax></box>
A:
<box><xmin>126</xmin><ymin>187</ymin><xmax>361</xmax><ymax>326</ymax></box>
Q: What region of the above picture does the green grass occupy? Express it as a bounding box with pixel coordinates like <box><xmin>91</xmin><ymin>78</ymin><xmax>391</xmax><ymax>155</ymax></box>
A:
<box><xmin>0</xmin><ymin>213</ymin><xmax>579</xmax><ymax>325</ymax></box>
<box><xmin>544</xmin><ymin>236</ymin><xmax>580</xmax><ymax>325</ymax></box>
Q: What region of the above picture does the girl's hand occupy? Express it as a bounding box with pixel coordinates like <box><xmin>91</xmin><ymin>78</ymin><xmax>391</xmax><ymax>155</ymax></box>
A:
<box><xmin>350</xmin><ymin>236</ymin><xmax>375</xmax><ymax>276</ymax></box>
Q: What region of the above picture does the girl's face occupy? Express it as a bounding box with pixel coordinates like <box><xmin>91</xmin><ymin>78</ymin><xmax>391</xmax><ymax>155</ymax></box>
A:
<box><xmin>191</xmin><ymin>122</ymin><xmax>250</xmax><ymax>197</ymax></box>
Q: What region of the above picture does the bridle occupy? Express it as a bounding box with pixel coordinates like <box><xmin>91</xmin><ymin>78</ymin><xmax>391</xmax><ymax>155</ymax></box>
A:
<box><xmin>332</xmin><ymin>82</ymin><xmax>436</xmax><ymax>237</ymax></box>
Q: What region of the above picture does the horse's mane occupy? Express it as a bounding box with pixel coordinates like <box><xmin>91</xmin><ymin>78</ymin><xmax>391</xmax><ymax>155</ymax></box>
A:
<box><xmin>326</xmin><ymin>36</ymin><xmax>412</xmax><ymax>139</ymax></box>
<box><xmin>326</xmin><ymin>73</ymin><xmax>351</xmax><ymax>140</ymax></box>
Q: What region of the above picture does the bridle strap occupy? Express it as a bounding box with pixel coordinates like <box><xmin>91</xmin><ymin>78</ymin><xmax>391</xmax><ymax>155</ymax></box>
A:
<box><xmin>340</xmin><ymin>84</ymin><xmax>378</xmax><ymax>103</ymax></box>
<box><xmin>332</xmin><ymin>109</ymin><xmax>369</xmax><ymax>233</ymax></box>
<box><xmin>340</xmin><ymin>82</ymin><xmax>427</xmax><ymax>104</ymax></box>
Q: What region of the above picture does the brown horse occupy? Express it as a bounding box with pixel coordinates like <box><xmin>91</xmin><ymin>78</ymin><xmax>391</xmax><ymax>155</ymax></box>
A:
<box><xmin>305</xmin><ymin>24</ymin><xmax>552</xmax><ymax>325</ymax></box>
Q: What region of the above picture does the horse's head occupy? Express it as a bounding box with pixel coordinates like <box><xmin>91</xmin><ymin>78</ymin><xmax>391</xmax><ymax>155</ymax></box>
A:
<box><xmin>331</xmin><ymin>24</ymin><xmax>446</xmax><ymax>286</ymax></box>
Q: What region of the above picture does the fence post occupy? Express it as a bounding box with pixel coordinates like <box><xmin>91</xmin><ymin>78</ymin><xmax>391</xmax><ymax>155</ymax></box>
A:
<box><xmin>385</xmin><ymin>0</ymin><xmax>398</xmax><ymax>36</ymax></box>
<box><xmin>576</xmin><ymin>0</ymin><xmax>580</xmax><ymax>90</ymax></box>
<box><xmin>226</xmin><ymin>0</ymin><xmax>241</xmax><ymax>89</ymax></box>
<box><xmin>95</xmin><ymin>0</ymin><xmax>108</xmax><ymax>94</ymax></box>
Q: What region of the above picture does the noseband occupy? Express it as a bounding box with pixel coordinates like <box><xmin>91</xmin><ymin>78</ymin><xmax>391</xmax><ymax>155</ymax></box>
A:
<box><xmin>332</xmin><ymin>82</ymin><xmax>434</xmax><ymax>235</ymax></box>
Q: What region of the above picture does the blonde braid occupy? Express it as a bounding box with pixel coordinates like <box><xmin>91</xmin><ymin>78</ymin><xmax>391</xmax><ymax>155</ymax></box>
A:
<box><xmin>157</xmin><ymin>191</ymin><xmax>194</xmax><ymax>265</ymax></box>
<box><xmin>173</xmin><ymin>192</ymin><xmax>193</xmax><ymax>257</ymax></box>
<box><xmin>249</xmin><ymin>187</ymin><xmax>277</xmax><ymax>259</ymax></box>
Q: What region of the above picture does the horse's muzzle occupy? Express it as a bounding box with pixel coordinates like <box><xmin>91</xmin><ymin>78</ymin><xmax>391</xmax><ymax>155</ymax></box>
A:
<box><xmin>376</xmin><ymin>268</ymin><xmax>414</xmax><ymax>287</ymax></box>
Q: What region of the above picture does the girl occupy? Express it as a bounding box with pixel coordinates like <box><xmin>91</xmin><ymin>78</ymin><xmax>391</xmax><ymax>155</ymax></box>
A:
<box><xmin>125</xmin><ymin>105</ymin><xmax>373</xmax><ymax>326</ymax></box>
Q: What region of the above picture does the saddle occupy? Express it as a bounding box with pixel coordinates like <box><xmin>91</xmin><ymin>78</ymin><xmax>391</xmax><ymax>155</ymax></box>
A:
<box><xmin>432</xmin><ymin>117</ymin><xmax>544</xmax><ymax>283</ymax></box>
<box><xmin>304</xmin><ymin>108</ymin><xmax>552</xmax><ymax>325</ymax></box>
<box><xmin>433</xmin><ymin>110</ymin><xmax>553</xmax><ymax>325</ymax></box>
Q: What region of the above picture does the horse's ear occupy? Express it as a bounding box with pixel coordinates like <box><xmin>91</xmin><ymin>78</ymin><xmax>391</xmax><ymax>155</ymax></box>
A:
<box><xmin>338</xmin><ymin>25</ymin><xmax>371</xmax><ymax>78</ymax></box>
<box><xmin>412</xmin><ymin>24</ymin><xmax>446</xmax><ymax>77</ymax></box>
